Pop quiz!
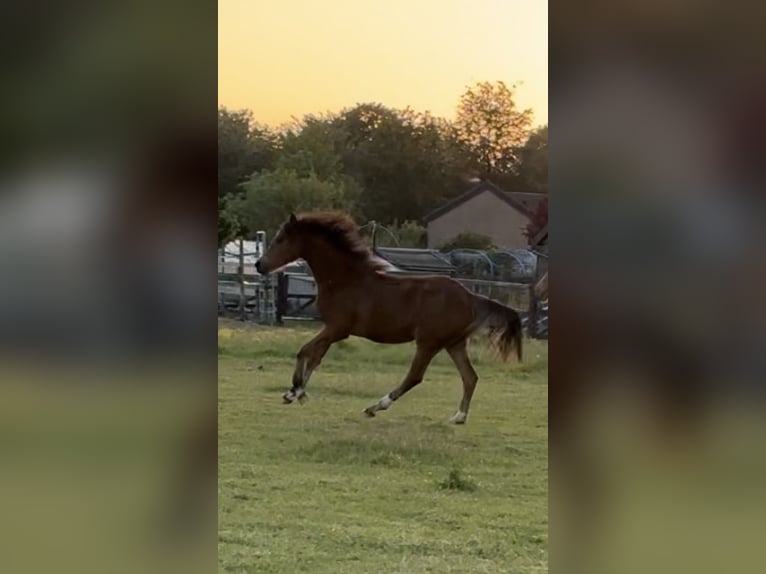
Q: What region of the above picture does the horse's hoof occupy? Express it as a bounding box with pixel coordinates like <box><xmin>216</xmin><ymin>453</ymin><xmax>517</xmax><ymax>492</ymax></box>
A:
<box><xmin>449</xmin><ymin>412</ymin><xmax>467</xmax><ymax>424</ymax></box>
<box><xmin>282</xmin><ymin>391</ymin><xmax>295</xmax><ymax>404</ymax></box>
<box><xmin>297</xmin><ymin>392</ymin><xmax>308</xmax><ymax>404</ymax></box>
<box><xmin>362</xmin><ymin>407</ymin><xmax>376</xmax><ymax>417</ymax></box>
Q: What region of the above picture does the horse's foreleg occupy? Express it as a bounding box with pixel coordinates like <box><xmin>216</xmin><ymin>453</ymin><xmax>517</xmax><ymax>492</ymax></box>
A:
<box><xmin>363</xmin><ymin>343</ymin><xmax>440</xmax><ymax>417</ymax></box>
<box><xmin>446</xmin><ymin>340</ymin><xmax>478</xmax><ymax>424</ymax></box>
<box><xmin>283</xmin><ymin>328</ymin><xmax>341</xmax><ymax>404</ymax></box>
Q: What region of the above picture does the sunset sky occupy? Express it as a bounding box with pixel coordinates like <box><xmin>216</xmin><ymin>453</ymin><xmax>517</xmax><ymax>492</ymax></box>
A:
<box><xmin>218</xmin><ymin>0</ymin><xmax>547</xmax><ymax>128</ymax></box>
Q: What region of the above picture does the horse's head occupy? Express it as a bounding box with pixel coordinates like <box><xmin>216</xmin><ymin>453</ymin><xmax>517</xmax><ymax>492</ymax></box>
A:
<box><xmin>255</xmin><ymin>213</ymin><xmax>302</xmax><ymax>275</ymax></box>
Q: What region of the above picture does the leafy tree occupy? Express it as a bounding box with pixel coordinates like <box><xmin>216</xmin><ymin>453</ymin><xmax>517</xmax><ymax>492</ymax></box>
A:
<box><xmin>275</xmin><ymin>114</ymin><xmax>346</xmax><ymax>180</ymax></box>
<box><xmin>217</xmin><ymin>86</ymin><xmax>540</xmax><ymax>247</ymax></box>
<box><xmin>333</xmin><ymin>103</ymin><xmax>471</xmax><ymax>224</ymax></box>
<box><xmin>514</xmin><ymin>125</ymin><xmax>548</xmax><ymax>194</ymax></box>
<box><xmin>218</xmin><ymin>196</ymin><xmax>240</xmax><ymax>246</ymax></box>
<box><xmin>218</xmin><ymin>107</ymin><xmax>276</xmax><ymax>199</ymax></box>
<box><xmin>218</xmin><ymin>107</ymin><xmax>278</xmax><ymax>243</ymax></box>
<box><xmin>438</xmin><ymin>232</ymin><xmax>497</xmax><ymax>252</ymax></box>
<box><xmin>237</xmin><ymin>168</ymin><xmax>355</xmax><ymax>240</ymax></box>
<box><xmin>455</xmin><ymin>81</ymin><xmax>533</xmax><ymax>176</ymax></box>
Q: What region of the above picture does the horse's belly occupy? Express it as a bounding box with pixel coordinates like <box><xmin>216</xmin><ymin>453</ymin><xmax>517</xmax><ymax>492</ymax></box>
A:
<box><xmin>353</xmin><ymin>322</ymin><xmax>414</xmax><ymax>344</ymax></box>
<box><xmin>364</xmin><ymin>330</ymin><xmax>414</xmax><ymax>344</ymax></box>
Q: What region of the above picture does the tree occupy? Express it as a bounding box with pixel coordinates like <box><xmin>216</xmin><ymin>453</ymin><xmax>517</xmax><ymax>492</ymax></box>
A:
<box><xmin>218</xmin><ymin>196</ymin><xmax>239</xmax><ymax>246</ymax></box>
<box><xmin>333</xmin><ymin>103</ymin><xmax>471</xmax><ymax>224</ymax></box>
<box><xmin>272</xmin><ymin>114</ymin><xmax>364</xmax><ymax>220</ymax></box>
<box><xmin>237</xmin><ymin>168</ymin><xmax>355</xmax><ymax>240</ymax></box>
<box><xmin>438</xmin><ymin>232</ymin><xmax>497</xmax><ymax>252</ymax></box>
<box><xmin>514</xmin><ymin>125</ymin><xmax>548</xmax><ymax>194</ymax></box>
<box><xmin>217</xmin><ymin>90</ymin><xmax>538</xmax><ymax>246</ymax></box>
<box><xmin>455</xmin><ymin>81</ymin><xmax>533</xmax><ymax>176</ymax></box>
<box><xmin>218</xmin><ymin>107</ymin><xmax>276</xmax><ymax>199</ymax></box>
<box><xmin>218</xmin><ymin>107</ymin><xmax>278</xmax><ymax>244</ymax></box>
<box><xmin>275</xmin><ymin>114</ymin><xmax>346</xmax><ymax>181</ymax></box>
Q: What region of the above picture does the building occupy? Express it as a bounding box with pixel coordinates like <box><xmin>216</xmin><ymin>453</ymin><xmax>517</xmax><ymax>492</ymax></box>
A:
<box><xmin>422</xmin><ymin>180</ymin><xmax>544</xmax><ymax>249</ymax></box>
<box><xmin>529</xmin><ymin>223</ymin><xmax>548</xmax><ymax>277</ymax></box>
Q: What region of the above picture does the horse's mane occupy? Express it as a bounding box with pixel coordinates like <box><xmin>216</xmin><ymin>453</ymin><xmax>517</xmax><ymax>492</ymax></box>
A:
<box><xmin>295</xmin><ymin>211</ymin><xmax>384</xmax><ymax>268</ymax></box>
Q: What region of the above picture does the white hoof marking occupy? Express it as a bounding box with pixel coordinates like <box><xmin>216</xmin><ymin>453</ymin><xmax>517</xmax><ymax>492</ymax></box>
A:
<box><xmin>449</xmin><ymin>410</ymin><xmax>468</xmax><ymax>424</ymax></box>
<box><xmin>284</xmin><ymin>388</ymin><xmax>307</xmax><ymax>404</ymax></box>
<box><xmin>364</xmin><ymin>394</ymin><xmax>392</xmax><ymax>417</ymax></box>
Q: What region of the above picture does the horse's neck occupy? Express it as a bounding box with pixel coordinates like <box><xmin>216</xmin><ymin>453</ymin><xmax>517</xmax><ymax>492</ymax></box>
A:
<box><xmin>302</xmin><ymin>246</ymin><xmax>370</xmax><ymax>287</ymax></box>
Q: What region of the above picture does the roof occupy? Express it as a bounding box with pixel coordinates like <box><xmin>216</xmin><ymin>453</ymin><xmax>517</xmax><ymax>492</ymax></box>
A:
<box><xmin>505</xmin><ymin>191</ymin><xmax>546</xmax><ymax>213</ymax></box>
<box><xmin>369</xmin><ymin>255</ymin><xmax>401</xmax><ymax>273</ymax></box>
<box><xmin>530</xmin><ymin>224</ymin><xmax>548</xmax><ymax>249</ymax></box>
<box><xmin>422</xmin><ymin>180</ymin><xmax>537</xmax><ymax>223</ymax></box>
<box><xmin>373</xmin><ymin>247</ymin><xmax>455</xmax><ymax>275</ymax></box>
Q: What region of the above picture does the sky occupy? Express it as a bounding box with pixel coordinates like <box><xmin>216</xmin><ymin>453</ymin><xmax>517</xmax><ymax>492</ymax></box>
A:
<box><xmin>218</xmin><ymin>0</ymin><xmax>547</xmax><ymax>128</ymax></box>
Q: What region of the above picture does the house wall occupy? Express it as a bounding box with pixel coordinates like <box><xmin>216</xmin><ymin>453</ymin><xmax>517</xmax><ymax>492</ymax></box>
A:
<box><xmin>427</xmin><ymin>191</ymin><xmax>529</xmax><ymax>249</ymax></box>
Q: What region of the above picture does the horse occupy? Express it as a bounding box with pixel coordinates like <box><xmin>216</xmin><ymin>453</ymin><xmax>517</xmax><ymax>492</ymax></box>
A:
<box><xmin>255</xmin><ymin>211</ymin><xmax>523</xmax><ymax>424</ymax></box>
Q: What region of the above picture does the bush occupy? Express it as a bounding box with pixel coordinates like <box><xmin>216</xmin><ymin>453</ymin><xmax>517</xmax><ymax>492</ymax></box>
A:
<box><xmin>438</xmin><ymin>232</ymin><xmax>496</xmax><ymax>252</ymax></box>
<box><xmin>362</xmin><ymin>220</ymin><xmax>427</xmax><ymax>249</ymax></box>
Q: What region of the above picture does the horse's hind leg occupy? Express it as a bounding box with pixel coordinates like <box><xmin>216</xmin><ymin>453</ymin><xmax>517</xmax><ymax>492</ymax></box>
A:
<box><xmin>283</xmin><ymin>327</ymin><xmax>344</xmax><ymax>404</ymax></box>
<box><xmin>363</xmin><ymin>343</ymin><xmax>439</xmax><ymax>417</ymax></box>
<box><xmin>446</xmin><ymin>339</ymin><xmax>478</xmax><ymax>424</ymax></box>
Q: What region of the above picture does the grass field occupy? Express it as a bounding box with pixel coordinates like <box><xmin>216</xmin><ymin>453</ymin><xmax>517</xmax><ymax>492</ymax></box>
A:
<box><xmin>218</xmin><ymin>319</ymin><xmax>548</xmax><ymax>573</ymax></box>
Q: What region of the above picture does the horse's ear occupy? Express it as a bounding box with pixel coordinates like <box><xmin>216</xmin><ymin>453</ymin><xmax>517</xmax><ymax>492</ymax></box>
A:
<box><xmin>288</xmin><ymin>212</ymin><xmax>297</xmax><ymax>225</ymax></box>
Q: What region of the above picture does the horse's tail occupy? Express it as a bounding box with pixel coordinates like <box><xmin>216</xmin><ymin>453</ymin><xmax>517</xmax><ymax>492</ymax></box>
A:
<box><xmin>469</xmin><ymin>295</ymin><xmax>523</xmax><ymax>362</ymax></box>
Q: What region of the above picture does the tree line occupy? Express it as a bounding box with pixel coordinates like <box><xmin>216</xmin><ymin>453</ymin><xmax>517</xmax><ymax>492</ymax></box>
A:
<box><xmin>218</xmin><ymin>81</ymin><xmax>547</xmax><ymax>248</ymax></box>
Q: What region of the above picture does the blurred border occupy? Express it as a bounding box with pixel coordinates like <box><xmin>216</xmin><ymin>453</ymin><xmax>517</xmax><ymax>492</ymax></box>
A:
<box><xmin>0</xmin><ymin>3</ymin><xmax>216</xmax><ymax>574</ymax></box>
<box><xmin>551</xmin><ymin>2</ymin><xmax>766</xmax><ymax>573</ymax></box>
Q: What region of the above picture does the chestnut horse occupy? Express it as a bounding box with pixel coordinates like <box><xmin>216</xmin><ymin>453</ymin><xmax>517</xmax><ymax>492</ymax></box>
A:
<box><xmin>255</xmin><ymin>211</ymin><xmax>523</xmax><ymax>424</ymax></box>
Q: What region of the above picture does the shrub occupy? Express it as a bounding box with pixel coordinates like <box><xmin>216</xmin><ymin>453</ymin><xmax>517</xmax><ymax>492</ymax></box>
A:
<box><xmin>437</xmin><ymin>467</ymin><xmax>477</xmax><ymax>492</ymax></box>
<box><xmin>438</xmin><ymin>232</ymin><xmax>496</xmax><ymax>252</ymax></box>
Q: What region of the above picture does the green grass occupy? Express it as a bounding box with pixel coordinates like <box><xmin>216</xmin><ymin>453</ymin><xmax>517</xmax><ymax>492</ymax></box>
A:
<box><xmin>218</xmin><ymin>319</ymin><xmax>548</xmax><ymax>573</ymax></box>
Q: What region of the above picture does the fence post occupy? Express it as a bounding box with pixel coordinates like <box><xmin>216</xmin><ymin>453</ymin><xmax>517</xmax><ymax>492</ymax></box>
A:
<box><xmin>238</xmin><ymin>238</ymin><xmax>246</xmax><ymax>321</ymax></box>
<box><xmin>275</xmin><ymin>272</ymin><xmax>287</xmax><ymax>325</ymax></box>
<box><xmin>527</xmin><ymin>284</ymin><xmax>538</xmax><ymax>339</ymax></box>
